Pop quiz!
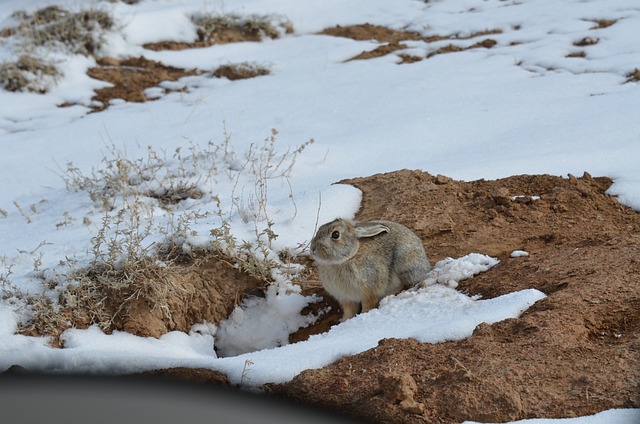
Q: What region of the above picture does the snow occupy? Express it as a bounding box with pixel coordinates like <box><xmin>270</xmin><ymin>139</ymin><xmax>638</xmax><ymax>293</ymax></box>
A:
<box><xmin>510</xmin><ymin>250</ymin><xmax>530</xmax><ymax>258</ymax></box>
<box><xmin>0</xmin><ymin>0</ymin><xmax>639</xmax><ymax>422</ymax></box>
<box><xmin>420</xmin><ymin>253</ymin><xmax>499</xmax><ymax>289</ymax></box>
<box><xmin>462</xmin><ymin>409</ymin><xmax>640</xmax><ymax>424</ymax></box>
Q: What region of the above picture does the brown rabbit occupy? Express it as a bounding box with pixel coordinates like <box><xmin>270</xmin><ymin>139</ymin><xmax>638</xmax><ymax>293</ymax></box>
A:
<box><xmin>310</xmin><ymin>219</ymin><xmax>431</xmax><ymax>321</ymax></box>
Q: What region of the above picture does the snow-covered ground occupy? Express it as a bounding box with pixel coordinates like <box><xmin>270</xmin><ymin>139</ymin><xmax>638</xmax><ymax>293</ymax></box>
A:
<box><xmin>0</xmin><ymin>0</ymin><xmax>639</xmax><ymax>422</ymax></box>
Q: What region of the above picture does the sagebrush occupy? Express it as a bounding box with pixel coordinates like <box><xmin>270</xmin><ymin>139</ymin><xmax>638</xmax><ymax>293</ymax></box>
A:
<box><xmin>19</xmin><ymin>129</ymin><xmax>313</xmax><ymax>339</ymax></box>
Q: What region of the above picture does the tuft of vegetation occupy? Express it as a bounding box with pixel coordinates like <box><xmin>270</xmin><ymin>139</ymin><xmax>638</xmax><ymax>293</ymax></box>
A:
<box><xmin>0</xmin><ymin>54</ymin><xmax>60</xmax><ymax>93</ymax></box>
<box><xmin>192</xmin><ymin>12</ymin><xmax>293</xmax><ymax>44</ymax></box>
<box><xmin>0</xmin><ymin>6</ymin><xmax>114</xmax><ymax>93</ymax></box>
<box><xmin>626</xmin><ymin>68</ymin><xmax>640</xmax><ymax>83</ymax></box>
<box><xmin>213</xmin><ymin>62</ymin><xmax>270</xmax><ymax>80</ymax></box>
<box><xmin>11</xmin><ymin>6</ymin><xmax>114</xmax><ymax>56</ymax></box>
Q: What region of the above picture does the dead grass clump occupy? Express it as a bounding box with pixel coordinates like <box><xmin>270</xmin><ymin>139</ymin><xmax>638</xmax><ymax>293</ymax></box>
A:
<box><xmin>626</xmin><ymin>68</ymin><xmax>640</xmax><ymax>83</ymax></box>
<box><xmin>590</xmin><ymin>19</ymin><xmax>617</xmax><ymax>29</ymax></box>
<box><xmin>574</xmin><ymin>37</ymin><xmax>599</xmax><ymax>47</ymax></box>
<box><xmin>85</xmin><ymin>58</ymin><xmax>272</xmax><ymax>110</ymax></box>
<box><xmin>0</xmin><ymin>6</ymin><xmax>114</xmax><ymax>93</ymax></box>
<box><xmin>320</xmin><ymin>24</ymin><xmax>424</xmax><ymax>43</ymax></box>
<box><xmin>349</xmin><ymin>43</ymin><xmax>409</xmax><ymax>61</ymax></box>
<box><xmin>0</xmin><ymin>54</ymin><xmax>60</xmax><ymax>93</ymax></box>
<box><xmin>398</xmin><ymin>54</ymin><xmax>423</xmax><ymax>64</ymax></box>
<box><xmin>426</xmin><ymin>38</ymin><xmax>497</xmax><ymax>58</ymax></box>
<box><xmin>213</xmin><ymin>62</ymin><xmax>270</xmax><ymax>80</ymax></box>
<box><xmin>12</xmin><ymin>6</ymin><xmax>114</xmax><ymax>56</ymax></box>
<box><xmin>193</xmin><ymin>13</ymin><xmax>293</xmax><ymax>45</ymax></box>
<box><xmin>566</xmin><ymin>51</ymin><xmax>587</xmax><ymax>58</ymax></box>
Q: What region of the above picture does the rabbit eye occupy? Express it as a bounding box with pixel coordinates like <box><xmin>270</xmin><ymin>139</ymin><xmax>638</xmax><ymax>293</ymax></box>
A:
<box><xmin>331</xmin><ymin>230</ymin><xmax>340</xmax><ymax>240</ymax></box>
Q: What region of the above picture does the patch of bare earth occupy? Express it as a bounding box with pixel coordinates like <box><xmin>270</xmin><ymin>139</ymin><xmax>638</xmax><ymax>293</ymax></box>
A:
<box><xmin>110</xmin><ymin>256</ymin><xmax>265</xmax><ymax>340</ymax></box>
<box><xmin>320</xmin><ymin>24</ymin><xmax>500</xmax><ymax>62</ymax></box>
<box><xmin>77</xmin><ymin>23</ymin><xmax>277</xmax><ymax>111</ymax></box>
<box><xmin>86</xmin><ymin>57</ymin><xmax>197</xmax><ymax>112</ymax></box>
<box><xmin>19</xmin><ymin>254</ymin><xmax>266</xmax><ymax>350</ymax></box>
<box><xmin>83</xmin><ymin>57</ymin><xmax>269</xmax><ymax>112</ymax></box>
<box><xmin>269</xmin><ymin>170</ymin><xmax>640</xmax><ymax>423</ymax></box>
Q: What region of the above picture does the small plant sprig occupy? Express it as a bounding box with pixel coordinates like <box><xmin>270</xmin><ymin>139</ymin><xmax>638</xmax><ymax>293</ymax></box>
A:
<box><xmin>240</xmin><ymin>359</ymin><xmax>254</xmax><ymax>385</ymax></box>
<box><xmin>0</xmin><ymin>257</ymin><xmax>19</xmax><ymax>300</ymax></box>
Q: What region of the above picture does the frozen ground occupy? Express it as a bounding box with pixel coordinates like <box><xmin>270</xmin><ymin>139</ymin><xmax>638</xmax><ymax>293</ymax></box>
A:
<box><xmin>0</xmin><ymin>0</ymin><xmax>638</xmax><ymax>422</ymax></box>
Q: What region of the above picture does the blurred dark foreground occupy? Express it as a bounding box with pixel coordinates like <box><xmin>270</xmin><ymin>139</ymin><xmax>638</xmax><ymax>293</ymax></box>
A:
<box><xmin>0</xmin><ymin>371</ymin><xmax>365</xmax><ymax>424</ymax></box>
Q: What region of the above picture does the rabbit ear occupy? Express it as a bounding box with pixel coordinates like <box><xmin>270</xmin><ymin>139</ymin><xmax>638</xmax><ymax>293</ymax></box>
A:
<box><xmin>354</xmin><ymin>222</ymin><xmax>389</xmax><ymax>239</ymax></box>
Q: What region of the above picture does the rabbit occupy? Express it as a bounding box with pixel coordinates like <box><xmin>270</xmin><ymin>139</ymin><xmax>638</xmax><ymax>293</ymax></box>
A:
<box><xmin>310</xmin><ymin>218</ymin><xmax>431</xmax><ymax>321</ymax></box>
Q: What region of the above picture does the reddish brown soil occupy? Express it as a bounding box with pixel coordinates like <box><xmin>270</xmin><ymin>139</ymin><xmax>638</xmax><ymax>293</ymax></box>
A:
<box><xmin>112</xmin><ymin>256</ymin><xmax>265</xmax><ymax>339</ymax></box>
<box><xmin>270</xmin><ymin>170</ymin><xmax>640</xmax><ymax>423</ymax></box>
<box><xmin>78</xmin><ymin>25</ymin><xmax>504</xmax><ymax>112</ymax></box>
<box><xmin>84</xmin><ymin>57</ymin><xmax>270</xmax><ymax>112</ymax></box>
<box><xmin>87</xmin><ymin>56</ymin><xmax>197</xmax><ymax>111</ymax></box>
<box><xmin>322</xmin><ymin>24</ymin><xmax>500</xmax><ymax>61</ymax></box>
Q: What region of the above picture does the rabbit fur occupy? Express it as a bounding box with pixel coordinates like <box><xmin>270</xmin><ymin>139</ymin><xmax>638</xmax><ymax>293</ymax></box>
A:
<box><xmin>310</xmin><ymin>218</ymin><xmax>431</xmax><ymax>321</ymax></box>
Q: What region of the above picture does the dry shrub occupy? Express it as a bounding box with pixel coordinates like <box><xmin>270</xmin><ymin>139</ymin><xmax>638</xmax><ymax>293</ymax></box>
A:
<box><xmin>192</xmin><ymin>13</ymin><xmax>293</xmax><ymax>44</ymax></box>
<box><xmin>626</xmin><ymin>68</ymin><xmax>640</xmax><ymax>83</ymax></box>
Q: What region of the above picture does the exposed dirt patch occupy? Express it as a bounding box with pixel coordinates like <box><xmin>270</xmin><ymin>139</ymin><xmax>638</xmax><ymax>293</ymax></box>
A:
<box><xmin>574</xmin><ymin>36</ymin><xmax>599</xmax><ymax>47</ymax></box>
<box><xmin>567</xmin><ymin>50</ymin><xmax>587</xmax><ymax>58</ymax></box>
<box><xmin>20</xmin><ymin>254</ymin><xmax>265</xmax><ymax>348</ymax></box>
<box><xmin>142</xmin><ymin>28</ymin><xmax>255</xmax><ymax>51</ymax></box>
<box><xmin>590</xmin><ymin>19</ymin><xmax>617</xmax><ymax>29</ymax></box>
<box><xmin>142</xmin><ymin>28</ymin><xmax>261</xmax><ymax>51</ymax></box>
<box><xmin>273</xmin><ymin>170</ymin><xmax>640</xmax><ymax>423</ymax></box>
<box><xmin>349</xmin><ymin>42</ymin><xmax>411</xmax><ymax>61</ymax></box>
<box><xmin>141</xmin><ymin>367</ymin><xmax>229</xmax><ymax>385</ymax></box>
<box><xmin>143</xmin><ymin>14</ymin><xmax>293</xmax><ymax>52</ymax></box>
<box><xmin>322</xmin><ymin>24</ymin><xmax>501</xmax><ymax>62</ymax></box>
<box><xmin>84</xmin><ymin>57</ymin><xmax>271</xmax><ymax>112</ymax></box>
<box><xmin>212</xmin><ymin>63</ymin><xmax>270</xmax><ymax>80</ymax></box>
<box><xmin>627</xmin><ymin>68</ymin><xmax>640</xmax><ymax>83</ymax></box>
<box><xmin>426</xmin><ymin>38</ymin><xmax>498</xmax><ymax>58</ymax></box>
<box><xmin>86</xmin><ymin>56</ymin><xmax>198</xmax><ymax>111</ymax></box>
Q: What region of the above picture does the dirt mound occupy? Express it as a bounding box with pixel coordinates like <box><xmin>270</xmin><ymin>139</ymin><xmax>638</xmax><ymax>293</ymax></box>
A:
<box><xmin>271</xmin><ymin>170</ymin><xmax>640</xmax><ymax>423</ymax></box>
<box><xmin>112</xmin><ymin>256</ymin><xmax>265</xmax><ymax>339</ymax></box>
<box><xmin>19</xmin><ymin>254</ymin><xmax>266</xmax><ymax>347</ymax></box>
